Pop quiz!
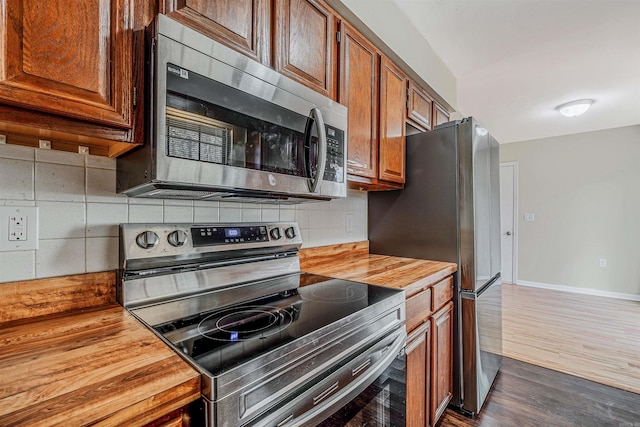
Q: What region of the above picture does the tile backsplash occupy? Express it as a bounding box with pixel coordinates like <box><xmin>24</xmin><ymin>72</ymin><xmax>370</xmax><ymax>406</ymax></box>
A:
<box><xmin>0</xmin><ymin>144</ymin><xmax>368</xmax><ymax>283</ymax></box>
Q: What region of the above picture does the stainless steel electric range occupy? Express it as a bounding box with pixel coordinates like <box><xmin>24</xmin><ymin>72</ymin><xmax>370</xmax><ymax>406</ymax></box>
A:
<box><xmin>118</xmin><ymin>222</ymin><xmax>406</xmax><ymax>427</ymax></box>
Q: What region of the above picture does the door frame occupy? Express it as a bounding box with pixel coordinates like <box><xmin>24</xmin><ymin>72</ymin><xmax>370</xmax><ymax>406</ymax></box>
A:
<box><xmin>500</xmin><ymin>162</ymin><xmax>519</xmax><ymax>284</ymax></box>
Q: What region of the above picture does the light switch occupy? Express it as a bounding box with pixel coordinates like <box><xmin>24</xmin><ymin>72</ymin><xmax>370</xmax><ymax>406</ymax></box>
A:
<box><xmin>524</xmin><ymin>213</ymin><xmax>535</xmax><ymax>222</ymax></box>
<box><xmin>0</xmin><ymin>207</ymin><xmax>39</xmax><ymax>251</ymax></box>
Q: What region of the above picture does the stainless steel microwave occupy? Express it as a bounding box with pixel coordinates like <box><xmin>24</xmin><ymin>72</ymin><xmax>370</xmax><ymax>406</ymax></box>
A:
<box><xmin>117</xmin><ymin>14</ymin><xmax>348</xmax><ymax>203</ymax></box>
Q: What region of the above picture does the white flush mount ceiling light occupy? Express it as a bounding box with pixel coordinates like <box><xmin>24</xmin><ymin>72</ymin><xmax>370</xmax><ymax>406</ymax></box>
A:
<box><xmin>555</xmin><ymin>99</ymin><xmax>595</xmax><ymax>118</ymax></box>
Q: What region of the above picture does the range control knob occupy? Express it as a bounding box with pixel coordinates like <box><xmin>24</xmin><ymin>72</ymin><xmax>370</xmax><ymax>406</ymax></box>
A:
<box><xmin>136</xmin><ymin>231</ymin><xmax>159</xmax><ymax>249</ymax></box>
<box><xmin>168</xmin><ymin>230</ymin><xmax>188</xmax><ymax>247</ymax></box>
<box><xmin>269</xmin><ymin>227</ymin><xmax>282</xmax><ymax>240</ymax></box>
<box><xmin>284</xmin><ymin>226</ymin><xmax>296</xmax><ymax>239</ymax></box>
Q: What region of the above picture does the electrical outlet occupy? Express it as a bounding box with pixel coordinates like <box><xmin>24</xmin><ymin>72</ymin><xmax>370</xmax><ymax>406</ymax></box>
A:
<box><xmin>599</xmin><ymin>258</ymin><xmax>607</xmax><ymax>268</ymax></box>
<box><xmin>9</xmin><ymin>215</ymin><xmax>27</xmax><ymax>241</ymax></box>
<box><xmin>0</xmin><ymin>207</ymin><xmax>39</xmax><ymax>251</ymax></box>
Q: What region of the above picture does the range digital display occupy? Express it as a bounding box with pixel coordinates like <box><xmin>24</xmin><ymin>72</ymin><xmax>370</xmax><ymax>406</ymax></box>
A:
<box><xmin>225</xmin><ymin>228</ymin><xmax>240</xmax><ymax>238</ymax></box>
<box><xmin>191</xmin><ymin>226</ymin><xmax>268</xmax><ymax>246</ymax></box>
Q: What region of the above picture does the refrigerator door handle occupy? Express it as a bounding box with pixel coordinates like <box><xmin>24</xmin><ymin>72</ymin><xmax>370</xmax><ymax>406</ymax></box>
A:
<box><xmin>461</xmin><ymin>274</ymin><xmax>501</xmax><ymax>299</ymax></box>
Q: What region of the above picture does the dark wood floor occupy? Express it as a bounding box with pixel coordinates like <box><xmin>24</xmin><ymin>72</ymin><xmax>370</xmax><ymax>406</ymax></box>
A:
<box><xmin>438</xmin><ymin>357</ymin><xmax>640</xmax><ymax>427</ymax></box>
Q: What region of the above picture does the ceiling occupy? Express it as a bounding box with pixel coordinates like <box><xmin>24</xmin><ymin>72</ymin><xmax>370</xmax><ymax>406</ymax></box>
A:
<box><xmin>393</xmin><ymin>0</ymin><xmax>640</xmax><ymax>144</ymax></box>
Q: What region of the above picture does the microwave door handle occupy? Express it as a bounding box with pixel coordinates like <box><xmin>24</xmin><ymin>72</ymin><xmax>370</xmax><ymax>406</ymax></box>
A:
<box><xmin>307</xmin><ymin>107</ymin><xmax>327</xmax><ymax>193</ymax></box>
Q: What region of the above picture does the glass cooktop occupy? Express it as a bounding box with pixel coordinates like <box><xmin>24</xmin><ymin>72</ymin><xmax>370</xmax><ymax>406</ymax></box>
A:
<box><xmin>136</xmin><ymin>273</ymin><xmax>402</xmax><ymax>374</ymax></box>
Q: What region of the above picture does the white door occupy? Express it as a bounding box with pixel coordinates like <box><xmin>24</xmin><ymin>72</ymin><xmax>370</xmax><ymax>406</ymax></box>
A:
<box><xmin>500</xmin><ymin>163</ymin><xmax>517</xmax><ymax>284</ymax></box>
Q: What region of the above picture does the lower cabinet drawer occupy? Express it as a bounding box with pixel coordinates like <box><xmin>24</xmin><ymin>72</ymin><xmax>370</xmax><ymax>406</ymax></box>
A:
<box><xmin>406</xmin><ymin>288</ymin><xmax>431</xmax><ymax>333</ymax></box>
<box><xmin>432</xmin><ymin>277</ymin><xmax>453</xmax><ymax>312</ymax></box>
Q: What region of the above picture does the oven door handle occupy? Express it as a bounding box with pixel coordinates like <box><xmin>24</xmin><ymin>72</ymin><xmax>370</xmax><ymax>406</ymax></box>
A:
<box><xmin>253</xmin><ymin>327</ymin><xmax>406</xmax><ymax>427</ymax></box>
<box><xmin>304</xmin><ymin>107</ymin><xmax>327</xmax><ymax>194</ymax></box>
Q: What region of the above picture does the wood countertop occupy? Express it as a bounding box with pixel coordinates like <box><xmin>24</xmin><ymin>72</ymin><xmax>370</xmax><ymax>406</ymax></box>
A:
<box><xmin>0</xmin><ymin>272</ymin><xmax>200</xmax><ymax>427</ymax></box>
<box><xmin>0</xmin><ymin>242</ymin><xmax>455</xmax><ymax>425</ymax></box>
<box><xmin>299</xmin><ymin>242</ymin><xmax>457</xmax><ymax>297</ymax></box>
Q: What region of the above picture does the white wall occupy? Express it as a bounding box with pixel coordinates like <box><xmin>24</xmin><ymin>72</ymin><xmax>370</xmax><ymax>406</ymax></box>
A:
<box><xmin>0</xmin><ymin>144</ymin><xmax>368</xmax><ymax>283</ymax></box>
<box><xmin>337</xmin><ymin>0</ymin><xmax>457</xmax><ymax>109</ymax></box>
<box><xmin>500</xmin><ymin>124</ymin><xmax>640</xmax><ymax>296</ymax></box>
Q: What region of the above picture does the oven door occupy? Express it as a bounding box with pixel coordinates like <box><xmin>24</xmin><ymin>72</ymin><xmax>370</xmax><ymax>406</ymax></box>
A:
<box><xmin>238</xmin><ymin>327</ymin><xmax>406</xmax><ymax>427</ymax></box>
<box><xmin>318</xmin><ymin>348</ymin><xmax>406</xmax><ymax>426</ymax></box>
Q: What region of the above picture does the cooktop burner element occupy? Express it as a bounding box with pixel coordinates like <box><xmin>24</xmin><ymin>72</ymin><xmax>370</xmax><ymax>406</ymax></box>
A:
<box><xmin>199</xmin><ymin>305</ymin><xmax>294</xmax><ymax>342</ymax></box>
<box><xmin>118</xmin><ymin>222</ymin><xmax>406</xmax><ymax>427</ymax></box>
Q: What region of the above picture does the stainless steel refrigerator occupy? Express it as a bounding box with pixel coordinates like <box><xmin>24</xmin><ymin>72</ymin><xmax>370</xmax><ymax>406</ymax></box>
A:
<box><xmin>368</xmin><ymin>117</ymin><xmax>502</xmax><ymax>416</ymax></box>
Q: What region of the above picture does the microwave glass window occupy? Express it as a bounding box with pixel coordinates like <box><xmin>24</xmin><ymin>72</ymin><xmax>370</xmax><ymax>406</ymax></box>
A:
<box><xmin>163</xmin><ymin>64</ymin><xmax>343</xmax><ymax>183</ymax></box>
<box><xmin>166</xmin><ymin>91</ymin><xmax>320</xmax><ymax>179</ymax></box>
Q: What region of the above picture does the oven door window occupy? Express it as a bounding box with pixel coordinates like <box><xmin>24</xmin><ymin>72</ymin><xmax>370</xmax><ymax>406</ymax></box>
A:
<box><xmin>318</xmin><ymin>352</ymin><xmax>407</xmax><ymax>427</ymax></box>
<box><xmin>164</xmin><ymin>64</ymin><xmax>331</xmax><ymax>180</ymax></box>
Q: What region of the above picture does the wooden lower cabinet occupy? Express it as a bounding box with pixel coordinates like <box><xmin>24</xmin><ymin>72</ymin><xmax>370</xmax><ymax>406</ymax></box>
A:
<box><xmin>431</xmin><ymin>301</ymin><xmax>454</xmax><ymax>423</ymax></box>
<box><xmin>405</xmin><ymin>277</ymin><xmax>454</xmax><ymax>427</ymax></box>
<box><xmin>406</xmin><ymin>321</ymin><xmax>431</xmax><ymax>427</ymax></box>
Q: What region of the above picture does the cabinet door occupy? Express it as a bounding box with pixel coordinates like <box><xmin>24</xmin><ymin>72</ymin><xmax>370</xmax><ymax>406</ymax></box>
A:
<box><xmin>406</xmin><ymin>321</ymin><xmax>432</xmax><ymax>427</ymax></box>
<box><xmin>378</xmin><ymin>56</ymin><xmax>406</xmax><ymax>184</ymax></box>
<box><xmin>338</xmin><ymin>22</ymin><xmax>379</xmax><ymax>180</ymax></box>
<box><xmin>431</xmin><ymin>301</ymin><xmax>454</xmax><ymax>424</ymax></box>
<box><xmin>162</xmin><ymin>0</ymin><xmax>271</xmax><ymax>66</ymax></box>
<box><xmin>407</xmin><ymin>80</ymin><xmax>433</xmax><ymax>132</ymax></box>
<box><xmin>274</xmin><ymin>0</ymin><xmax>337</xmax><ymax>99</ymax></box>
<box><xmin>433</xmin><ymin>102</ymin><xmax>450</xmax><ymax>127</ymax></box>
<box><xmin>0</xmin><ymin>0</ymin><xmax>132</xmax><ymax>128</ymax></box>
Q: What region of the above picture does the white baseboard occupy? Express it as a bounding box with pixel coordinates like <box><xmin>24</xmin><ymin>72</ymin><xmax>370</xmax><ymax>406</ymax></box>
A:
<box><xmin>515</xmin><ymin>279</ymin><xmax>640</xmax><ymax>302</ymax></box>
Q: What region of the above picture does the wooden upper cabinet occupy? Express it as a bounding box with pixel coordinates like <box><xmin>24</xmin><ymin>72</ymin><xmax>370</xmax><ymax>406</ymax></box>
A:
<box><xmin>0</xmin><ymin>0</ymin><xmax>132</xmax><ymax>128</ymax></box>
<box><xmin>378</xmin><ymin>56</ymin><xmax>407</xmax><ymax>184</ymax></box>
<box><xmin>407</xmin><ymin>79</ymin><xmax>434</xmax><ymax>132</ymax></box>
<box><xmin>162</xmin><ymin>0</ymin><xmax>271</xmax><ymax>66</ymax></box>
<box><xmin>433</xmin><ymin>101</ymin><xmax>451</xmax><ymax>127</ymax></box>
<box><xmin>338</xmin><ymin>22</ymin><xmax>379</xmax><ymax>180</ymax></box>
<box><xmin>274</xmin><ymin>0</ymin><xmax>337</xmax><ymax>99</ymax></box>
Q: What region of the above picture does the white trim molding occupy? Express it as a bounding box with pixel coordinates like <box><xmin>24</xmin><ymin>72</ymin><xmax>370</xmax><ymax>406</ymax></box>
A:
<box><xmin>516</xmin><ymin>279</ymin><xmax>640</xmax><ymax>302</ymax></box>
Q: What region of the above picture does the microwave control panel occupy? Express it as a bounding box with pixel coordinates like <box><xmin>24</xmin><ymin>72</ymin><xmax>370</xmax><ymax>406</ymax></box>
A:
<box><xmin>324</xmin><ymin>125</ymin><xmax>345</xmax><ymax>183</ymax></box>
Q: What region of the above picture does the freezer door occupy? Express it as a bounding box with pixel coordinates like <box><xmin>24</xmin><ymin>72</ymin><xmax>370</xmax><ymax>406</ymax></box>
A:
<box><xmin>460</xmin><ymin>277</ymin><xmax>502</xmax><ymax>415</ymax></box>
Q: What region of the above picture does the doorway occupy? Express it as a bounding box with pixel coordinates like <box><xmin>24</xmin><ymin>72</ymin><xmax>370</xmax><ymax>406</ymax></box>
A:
<box><xmin>500</xmin><ymin>162</ymin><xmax>518</xmax><ymax>284</ymax></box>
